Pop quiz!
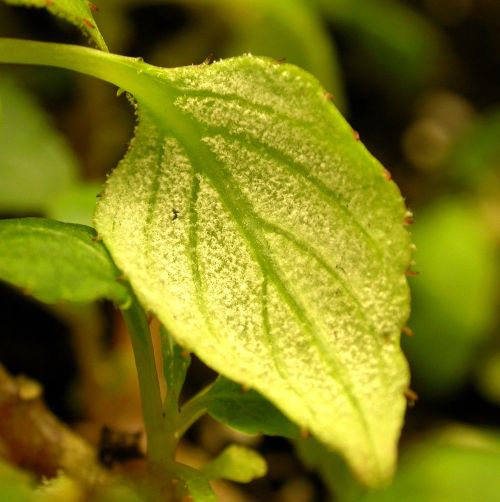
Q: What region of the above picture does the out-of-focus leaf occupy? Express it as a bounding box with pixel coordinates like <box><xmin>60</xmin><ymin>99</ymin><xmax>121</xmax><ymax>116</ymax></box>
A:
<box><xmin>0</xmin><ymin>217</ymin><xmax>129</xmax><ymax>306</ymax></box>
<box><xmin>447</xmin><ymin>107</ymin><xmax>500</xmax><ymax>188</ymax></box>
<box><xmin>476</xmin><ymin>346</ymin><xmax>500</xmax><ymax>405</ymax></box>
<box><xmin>1</xmin><ymin>0</ymin><xmax>108</xmax><ymax>50</ymax></box>
<box><xmin>316</xmin><ymin>0</ymin><xmax>447</xmax><ymax>91</ymax></box>
<box><xmin>186</xmin><ymin>478</ymin><xmax>218</xmax><ymax>502</ymax></box>
<box><xmin>404</xmin><ymin>198</ymin><xmax>497</xmax><ymax>397</ymax></box>
<box><xmin>0</xmin><ymin>460</ymin><xmax>33</xmax><ymax>501</ymax></box>
<box><xmin>203</xmin><ymin>377</ymin><xmax>299</xmax><ymax>439</ymax></box>
<box><xmin>200</xmin><ymin>445</ymin><xmax>266</xmax><ymax>483</ymax></box>
<box><xmin>46</xmin><ymin>181</ymin><xmax>102</xmax><ymax>227</ymax></box>
<box><xmin>0</xmin><ymin>77</ymin><xmax>77</xmax><ymax>213</ymax></box>
<box><xmin>359</xmin><ymin>426</ymin><xmax>500</xmax><ymax>502</ymax></box>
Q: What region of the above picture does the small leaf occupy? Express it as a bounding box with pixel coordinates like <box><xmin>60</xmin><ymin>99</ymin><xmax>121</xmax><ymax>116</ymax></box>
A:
<box><xmin>200</xmin><ymin>445</ymin><xmax>266</xmax><ymax>483</ymax></box>
<box><xmin>94</xmin><ymin>54</ymin><xmax>411</xmax><ymax>485</ymax></box>
<box><xmin>186</xmin><ymin>478</ymin><xmax>218</xmax><ymax>502</ymax></box>
<box><xmin>0</xmin><ymin>217</ymin><xmax>129</xmax><ymax>306</ymax></box>
<box><xmin>204</xmin><ymin>377</ymin><xmax>299</xmax><ymax>438</ymax></box>
<box><xmin>1</xmin><ymin>0</ymin><xmax>107</xmax><ymax>51</ymax></box>
<box><xmin>0</xmin><ymin>77</ymin><xmax>78</xmax><ymax>213</ymax></box>
<box><xmin>160</xmin><ymin>325</ymin><xmax>191</xmax><ymax>406</ymax></box>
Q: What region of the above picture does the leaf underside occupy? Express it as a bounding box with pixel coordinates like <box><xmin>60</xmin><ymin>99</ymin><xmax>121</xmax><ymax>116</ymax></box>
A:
<box><xmin>2</xmin><ymin>0</ymin><xmax>107</xmax><ymax>51</ymax></box>
<box><xmin>95</xmin><ymin>55</ymin><xmax>411</xmax><ymax>485</ymax></box>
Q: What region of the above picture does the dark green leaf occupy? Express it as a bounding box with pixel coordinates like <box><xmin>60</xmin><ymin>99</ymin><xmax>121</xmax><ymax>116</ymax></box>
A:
<box><xmin>0</xmin><ymin>217</ymin><xmax>129</xmax><ymax>306</ymax></box>
<box><xmin>204</xmin><ymin>377</ymin><xmax>299</xmax><ymax>438</ymax></box>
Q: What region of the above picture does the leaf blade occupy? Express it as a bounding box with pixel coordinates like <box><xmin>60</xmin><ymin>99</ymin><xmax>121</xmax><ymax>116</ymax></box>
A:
<box><xmin>2</xmin><ymin>0</ymin><xmax>107</xmax><ymax>51</ymax></box>
<box><xmin>200</xmin><ymin>445</ymin><xmax>267</xmax><ymax>483</ymax></box>
<box><xmin>95</xmin><ymin>55</ymin><xmax>411</xmax><ymax>485</ymax></box>
<box><xmin>0</xmin><ymin>217</ymin><xmax>129</xmax><ymax>305</ymax></box>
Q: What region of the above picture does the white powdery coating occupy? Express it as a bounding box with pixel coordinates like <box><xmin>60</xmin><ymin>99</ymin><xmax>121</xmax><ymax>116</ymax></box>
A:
<box><xmin>96</xmin><ymin>55</ymin><xmax>411</xmax><ymax>485</ymax></box>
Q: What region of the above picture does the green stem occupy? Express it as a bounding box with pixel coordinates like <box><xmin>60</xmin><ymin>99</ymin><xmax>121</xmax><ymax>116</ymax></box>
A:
<box><xmin>175</xmin><ymin>383</ymin><xmax>214</xmax><ymax>439</ymax></box>
<box><xmin>121</xmin><ymin>293</ymin><xmax>176</xmax><ymax>469</ymax></box>
<box><xmin>0</xmin><ymin>38</ymin><xmax>167</xmax><ymax>111</ymax></box>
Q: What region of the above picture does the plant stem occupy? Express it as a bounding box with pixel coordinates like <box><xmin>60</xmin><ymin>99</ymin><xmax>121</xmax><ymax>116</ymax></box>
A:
<box><xmin>121</xmin><ymin>292</ymin><xmax>176</xmax><ymax>470</ymax></box>
<box><xmin>175</xmin><ymin>383</ymin><xmax>214</xmax><ymax>440</ymax></box>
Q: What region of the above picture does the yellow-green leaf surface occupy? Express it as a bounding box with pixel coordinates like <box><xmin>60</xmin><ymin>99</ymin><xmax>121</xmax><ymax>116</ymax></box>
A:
<box><xmin>2</xmin><ymin>0</ymin><xmax>107</xmax><ymax>50</ymax></box>
<box><xmin>200</xmin><ymin>445</ymin><xmax>267</xmax><ymax>483</ymax></box>
<box><xmin>0</xmin><ymin>217</ymin><xmax>129</xmax><ymax>305</ymax></box>
<box><xmin>94</xmin><ymin>55</ymin><xmax>411</xmax><ymax>485</ymax></box>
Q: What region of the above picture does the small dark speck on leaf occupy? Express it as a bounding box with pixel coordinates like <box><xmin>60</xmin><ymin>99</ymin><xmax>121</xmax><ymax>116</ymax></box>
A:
<box><xmin>172</xmin><ymin>208</ymin><xmax>180</xmax><ymax>221</ymax></box>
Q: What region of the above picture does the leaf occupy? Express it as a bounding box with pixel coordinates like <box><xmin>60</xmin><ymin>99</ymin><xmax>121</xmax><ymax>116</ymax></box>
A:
<box><xmin>186</xmin><ymin>478</ymin><xmax>218</xmax><ymax>502</ymax></box>
<box><xmin>359</xmin><ymin>426</ymin><xmax>500</xmax><ymax>502</ymax></box>
<box><xmin>316</xmin><ymin>0</ymin><xmax>447</xmax><ymax>91</ymax></box>
<box><xmin>404</xmin><ymin>198</ymin><xmax>497</xmax><ymax>397</ymax></box>
<box><xmin>0</xmin><ymin>217</ymin><xmax>129</xmax><ymax>306</ymax></box>
<box><xmin>0</xmin><ymin>77</ymin><xmax>78</xmax><ymax>213</ymax></box>
<box><xmin>200</xmin><ymin>445</ymin><xmax>266</xmax><ymax>483</ymax></box>
<box><xmin>46</xmin><ymin>181</ymin><xmax>102</xmax><ymax>226</ymax></box>
<box><xmin>203</xmin><ymin>377</ymin><xmax>300</xmax><ymax>438</ymax></box>
<box><xmin>1</xmin><ymin>0</ymin><xmax>108</xmax><ymax>51</ymax></box>
<box><xmin>160</xmin><ymin>325</ymin><xmax>191</xmax><ymax>406</ymax></box>
<box><xmin>94</xmin><ymin>54</ymin><xmax>412</xmax><ymax>485</ymax></box>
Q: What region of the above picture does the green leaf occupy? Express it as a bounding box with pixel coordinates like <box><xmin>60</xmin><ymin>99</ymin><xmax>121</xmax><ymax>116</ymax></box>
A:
<box><xmin>204</xmin><ymin>377</ymin><xmax>299</xmax><ymax>438</ymax></box>
<box><xmin>200</xmin><ymin>445</ymin><xmax>266</xmax><ymax>483</ymax></box>
<box><xmin>316</xmin><ymin>0</ymin><xmax>447</xmax><ymax>91</ymax></box>
<box><xmin>94</xmin><ymin>54</ymin><xmax>411</xmax><ymax>486</ymax></box>
<box><xmin>359</xmin><ymin>426</ymin><xmax>500</xmax><ymax>502</ymax></box>
<box><xmin>46</xmin><ymin>181</ymin><xmax>102</xmax><ymax>226</ymax></box>
<box><xmin>0</xmin><ymin>460</ymin><xmax>34</xmax><ymax>502</ymax></box>
<box><xmin>0</xmin><ymin>77</ymin><xmax>78</xmax><ymax>213</ymax></box>
<box><xmin>186</xmin><ymin>478</ymin><xmax>218</xmax><ymax>502</ymax></box>
<box><xmin>404</xmin><ymin>198</ymin><xmax>497</xmax><ymax>397</ymax></box>
<box><xmin>1</xmin><ymin>0</ymin><xmax>107</xmax><ymax>51</ymax></box>
<box><xmin>0</xmin><ymin>217</ymin><xmax>129</xmax><ymax>306</ymax></box>
<box><xmin>160</xmin><ymin>325</ymin><xmax>191</xmax><ymax>406</ymax></box>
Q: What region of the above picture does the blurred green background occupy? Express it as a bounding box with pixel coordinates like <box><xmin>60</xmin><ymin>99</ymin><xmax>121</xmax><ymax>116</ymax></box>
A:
<box><xmin>1</xmin><ymin>0</ymin><xmax>499</xmax><ymax>500</ymax></box>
